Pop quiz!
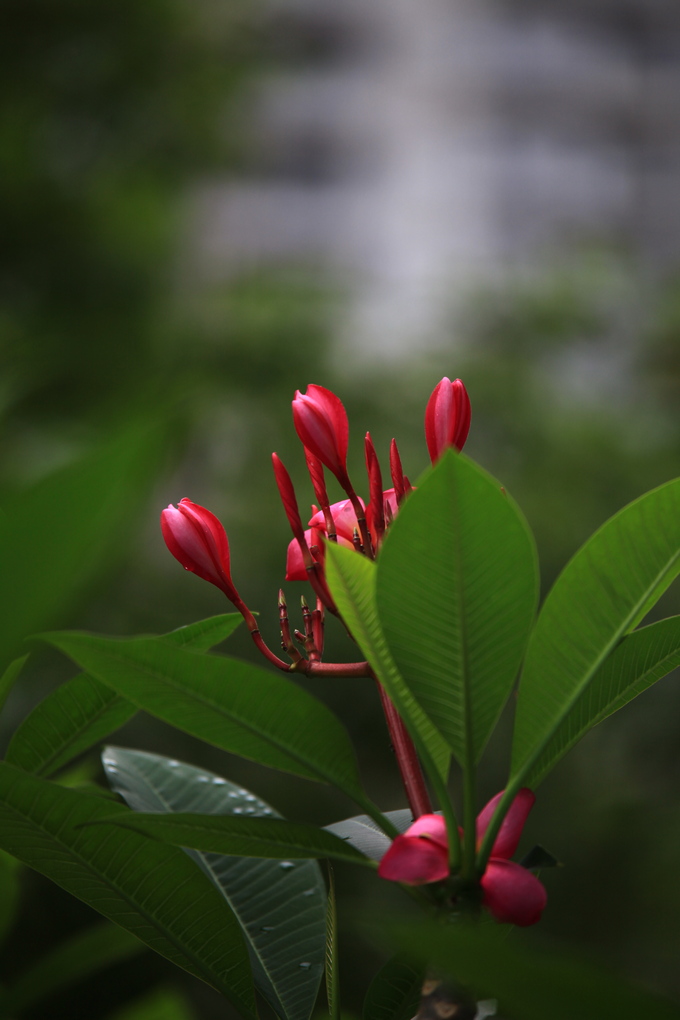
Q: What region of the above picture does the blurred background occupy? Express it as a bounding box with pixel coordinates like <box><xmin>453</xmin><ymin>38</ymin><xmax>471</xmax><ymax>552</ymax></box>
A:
<box><xmin>1</xmin><ymin>0</ymin><xmax>680</xmax><ymax>1016</ymax></box>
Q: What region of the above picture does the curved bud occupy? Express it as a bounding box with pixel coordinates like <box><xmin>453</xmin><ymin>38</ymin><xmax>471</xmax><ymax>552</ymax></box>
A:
<box><xmin>292</xmin><ymin>384</ymin><xmax>349</xmax><ymax>482</ymax></box>
<box><xmin>476</xmin><ymin>788</ymin><xmax>536</xmax><ymax>861</ymax></box>
<box><xmin>480</xmin><ymin>859</ymin><xmax>547</xmax><ymax>926</ymax></box>
<box><xmin>161</xmin><ymin>498</ymin><xmax>237</xmax><ymax>600</ymax></box>
<box><xmin>424</xmin><ymin>377</ymin><xmax>471</xmax><ymax>463</ymax></box>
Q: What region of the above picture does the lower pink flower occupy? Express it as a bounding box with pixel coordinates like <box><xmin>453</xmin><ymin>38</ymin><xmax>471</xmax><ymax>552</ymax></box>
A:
<box><xmin>377</xmin><ymin>789</ymin><xmax>547</xmax><ymax>927</ymax></box>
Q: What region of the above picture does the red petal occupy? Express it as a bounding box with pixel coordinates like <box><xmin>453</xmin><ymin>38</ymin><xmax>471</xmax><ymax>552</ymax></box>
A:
<box><xmin>378</xmin><ymin>834</ymin><xmax>449</xmax><ymax>885</ymax></box>
<box><xmin>480</xmin><ymin>859</ymin><xmax>547</xmax><ymax>926</ymax></box>
<box><xmin>476</xmin><ymin>788</ymin><xmax>535</xmax><ymax>860</ymax></box>
<box><xmin>403</xmin><ymin>813</ymin><xmax>448</xmax><ymax>850</ymax></box>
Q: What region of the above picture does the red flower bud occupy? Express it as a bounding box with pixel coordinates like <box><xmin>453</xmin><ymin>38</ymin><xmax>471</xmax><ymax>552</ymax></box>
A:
<box><xmin>292</xmin><ymin>384</ymin><xmax>349</xmax><ymax>483</ymax></box>
<box><xmin>424</xmin><ymin>377</ymin><xmax>471</xmax><ymax>463</ymax></box>
<box><xmin>161</xmin><ymin>498</ymin><xmax>238</xmax><ymax>600</ymax></box>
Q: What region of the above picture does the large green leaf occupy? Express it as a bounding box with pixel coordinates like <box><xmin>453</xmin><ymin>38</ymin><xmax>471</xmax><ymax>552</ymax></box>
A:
<box><xmin>527</xmin><ymin>616</ymin><xmax>680</xmax><ymax>787</ymax></box>
<box><xmin>376</xmin><ymin>452</ymin><xmax>539</xmax><ymax>766</ymax></box>
<box><xmin>325</xmin><ymin>545</ymin><xmax>450</xmax><ymax>783</ymax></box>
<box><xmin>41</xmin><ymin>632</ymin><xmax>368</xmax><ymax>805</ymax></box>
<box><xmin>0</xmin><ymin>921</ymin><xmax>146</xmax><ymax>1016</ymax></box>
<box><xmin>93</xmin><ymin>812</ymin><xmax>373</xmax><ymax>867</ymax></box>
<box><xmin>362</xmin><ymin>955</ymin><xmax>424</xmax><ymax>1020</ymax></box>
<box><xmin>6</xmin><ymin>614</ymin><xmax>242</xmax><ymax>778</ymax></box>
<box><xmin>0</xmin><ymin>762</ymin><xmax>256</xmax><ymax>1017</ymax></box>
<box><xmin>0</xmin><ymin>419</ymin><xmax>166</xmax><ymax>671</ymax></box>
<box><xmin>512</xmin><ymin>477</ymin><xmax>680</xmax><ymax>783</ymax></box>
<box><xmin>104</xmin><ymin>748</ymin><xmax>327</xmax><ymax>1020</ymax></box>
<box><xmin>389</xmin><ymin>920</ymin><xmax>680</xmax><ymax>1020</ymax></box>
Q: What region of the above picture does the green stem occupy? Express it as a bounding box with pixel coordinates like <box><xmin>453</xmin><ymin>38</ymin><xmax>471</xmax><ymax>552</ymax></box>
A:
<box><xmin>461</xmin><ymin>756</ymin><xmax>476</xmax><ymax>881</ymax></box>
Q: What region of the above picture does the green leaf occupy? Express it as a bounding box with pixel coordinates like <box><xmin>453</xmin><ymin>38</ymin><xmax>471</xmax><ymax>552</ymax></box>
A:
<box><xmin>103</xmin><ymin>987</ymin><xmax>196</xmax><ymax>1020</ymax></box>
<box><xmin>362</xmin><ymin>955</ymin><xmax>424</xmax><ymax>1020</ymax></box>
<box><xmin>376</xmin><ymin>452</ymin><xmax>539</xmax><ymax>767</ymax></box>
<box><xmin>91</xmin><ymin>813</ymin><xmax>373</xmax><ymax>867</ymax></box>
<box><xmin>7</xmin><ymin>615</ymin><xmax>242</xmax><ymax>778</ymax></box>
<box><xmin>41</xmin><ymin>631</ymin><xmax>368</xmax><ymax>804</ymax></box>
<box><xmin>526</xmin><ymin>615</ymin><xmax>680</xmax><ymax>787</ymax></box>
<box><xmin>104</xmin><ymin>748</ymin><xmax>327</xmax><ymax>1020</ymax></box>
<box><xmin>512</xmin><ymin>477</ymin><xmax>680</xmax><ymax>783</ymax></box>
<box><xmin>325</xmin><ymin>545</ymin><xmax>450</xmax><ymax>783</ymax></box>
<box><xmin>2</xmin><ymin>920</ymin><xmax>146</xmax><ymax>1015</ymax></box>
<box><xmin>0</xmin><ymin>419</ymin><xmax>167</xmax><ymax>670</ymax></box>
<box><xmin>324</xmin><ymin>810</ymin><xmax>413</xmax><ymax>863</ymax></box>
<box><xmin>389</xmin><ymin>920</ymin><xmax>680</xmax><ymax>1020</ymax></box>
<box><xmin>0</xmin><ymin>655</ymin><xmax>28</xmax><ymax>719</ymax></box>
<box><xmin>325</xmin><ymin>865</ymin><xmax>339</xmax><ymax>1020</ymax></box>
<box><xmin>0</xmin><ymin>762</ymin><xmax>256</xmax><ymax>1017</ymax></box>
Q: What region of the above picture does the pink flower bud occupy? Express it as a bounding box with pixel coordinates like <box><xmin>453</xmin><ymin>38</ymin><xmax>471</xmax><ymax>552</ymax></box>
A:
<box><xmin>377</xmin><ymin>814</ymin><xmax>449</xmax><ymax>885</ymax></box>
<box><xmin>161</xmin><ymin>498</ymin><xmax>238</xmax><ymax>600</ymax></box>
<box><xmin>424</xmin><ymin>377</ymin><xmax>471</xmax><ymax>463</ymax></box>
<box><xmin>292</xmin><ymin>384</ymin><xmax>350</xmax><ymax>483</ymax></box>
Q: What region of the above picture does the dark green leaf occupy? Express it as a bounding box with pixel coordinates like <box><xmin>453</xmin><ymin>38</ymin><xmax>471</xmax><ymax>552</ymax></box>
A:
<box><xmin>7</xmin><ymin>615</ymin><xmax>242</xmax><ymax>778</ymax></box>
<box><xmin>325</xmin><ymin>865</ymin><xmax>339</xmax><ymax>1020</ymax></box>
<box><xmin>389</xmin><ymin>920</ymin><xmax>680</xmax><ymax>1020</ymax></box>
<box><xmin>526</xmin><ymin>615</ymin><xmax>680</xmax><ymax>787</ymax></box>
<box><xmin>0</xmin><ymin>762</ymin><xmax>256</xmax><ymax>1017</ymax></box>
<box><xmin>377</xmin><ymin>452</ymin><xmax>539</xmax><ymax>767</ymax></box>
<box><xmin>104</xmin><ymin>748</ymin><xmax>326</xmax><ymax>1020</ymax></box>
<box><xmin>325</xmin><ymin>545</ymin><xmax>450</xmax><ymax>783</ymax></box>
<box><xmin>3</xmin><ymin>921</ymin><xmax>146</xmax><ymax>1015</ymax></box>
<box><xmin>42</xmin><ymin>631</ymin><xmax>368</xmax><ymax>804</ymax></box>
<box><xmin>512</xmin><ymin>477</ymin><xmax>680</xmax><ymax>784</ymax></box>
<box><xmin>363</xmin><ymin>955</ymin><xmax>424</xmax><ymax>1020</ymax></box>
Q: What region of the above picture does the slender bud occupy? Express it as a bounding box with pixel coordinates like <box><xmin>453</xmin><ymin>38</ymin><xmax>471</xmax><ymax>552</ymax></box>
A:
<box><xmin>424</xmin><ymin>377</ymin><xmax>471</xmax><ymax>463</ymax></box>
<box><xmin>272</xmin><ymin>453</ymin><xmax>306</xmax><ymax>542</ymax></box>
<box><xmin>161</xmin><ymin>499</ymin><xmax>238</xmax><ymax>601</ymax></box>
<box><xmin>389</xmin><ymin>439</ymin><xmax>406</xmax><ymax>505</ymax></box>
<box><xmin>365</xmin><ymin>432</ymin><xmax>385</xmax><ymax>547</ymax></box>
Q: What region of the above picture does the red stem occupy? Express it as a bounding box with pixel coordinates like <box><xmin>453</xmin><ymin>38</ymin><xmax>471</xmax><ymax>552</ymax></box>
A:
<box><xmin>375</xmin><ymin>679</ymin><xmax>432</xmax><ymax>818</ymax></box>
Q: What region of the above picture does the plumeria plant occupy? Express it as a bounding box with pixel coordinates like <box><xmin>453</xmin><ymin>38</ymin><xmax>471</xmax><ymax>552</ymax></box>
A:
<box><xmin>1</xmin><ymin>378</ymin><xmax>680</xmax><ymax>1019</ymax></box>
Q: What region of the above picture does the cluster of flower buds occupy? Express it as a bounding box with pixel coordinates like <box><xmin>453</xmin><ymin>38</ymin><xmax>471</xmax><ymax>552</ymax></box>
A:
<box><xmin>377</xmin><ymin>788</ymin><xmax>547</xmax><ymax>927</ymax></box>
<box><xmin>161</xmin><ymin>376</ymin><xmax>471</xmax><ymax>675</ymax></box>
